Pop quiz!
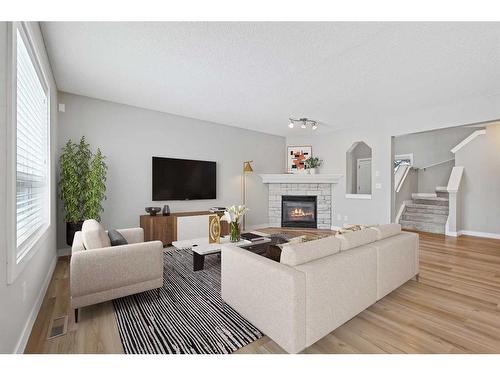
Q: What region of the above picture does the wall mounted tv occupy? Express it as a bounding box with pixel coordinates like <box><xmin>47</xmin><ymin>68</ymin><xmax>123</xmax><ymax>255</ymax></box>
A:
<box><xmin>152</xmin><ymin>157</ymin><xmax>216</xmax><ymax>201</ymax></box>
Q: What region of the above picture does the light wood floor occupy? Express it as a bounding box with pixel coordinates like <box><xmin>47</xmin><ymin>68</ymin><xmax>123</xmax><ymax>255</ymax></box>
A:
<box><xmin>25</xmin><ymin>230</ymin><xmax>500</xmax><ymax>354</ymax></box>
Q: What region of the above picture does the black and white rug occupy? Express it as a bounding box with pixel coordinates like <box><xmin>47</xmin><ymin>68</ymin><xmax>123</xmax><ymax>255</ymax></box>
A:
<box><xmin>113</xmin><ymin>247</ymin><xmax>263</xmax><ymax>354</ymax></box>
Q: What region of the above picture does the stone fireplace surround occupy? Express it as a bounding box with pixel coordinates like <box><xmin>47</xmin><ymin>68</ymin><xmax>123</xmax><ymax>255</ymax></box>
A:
<box><xmin>260</xmin><ymin>174</ymin><xmax>342</xmax><ymax>230</ymax></box>
<box><xmin>268</xmin><ymin>183</ymin><xmax>332</xmax><ymax>229</ymax></box>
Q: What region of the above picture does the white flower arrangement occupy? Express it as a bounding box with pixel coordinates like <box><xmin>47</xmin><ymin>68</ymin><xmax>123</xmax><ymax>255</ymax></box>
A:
<box><xmin>221</xmin><ymin>205</ymin><xmax>248</xmax><ymax>223</ymax></box>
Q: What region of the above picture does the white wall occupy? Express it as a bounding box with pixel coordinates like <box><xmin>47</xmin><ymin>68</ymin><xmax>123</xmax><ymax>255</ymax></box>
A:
<box><xmin>57</xmin><ymin>92</ymin><xmax>285</xmax><ymax>249</ymax></box>
<box><xmin>455</xmin><ymin>122</ymin><xmax>500</xmax><ymax>236</ymax></box>
<box><xmin>0</xmin><ymin>22</ymin><xmax>58</xmax><ymax>353</ymax></box>
<box><xmin>287</xmin><ymin>92</ymin><xmax>500</xmax><ymax>228</ymax></box>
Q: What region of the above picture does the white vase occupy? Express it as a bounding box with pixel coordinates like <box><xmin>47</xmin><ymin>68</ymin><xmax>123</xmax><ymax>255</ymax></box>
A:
<box><xmin>309</xmin><ymin>168</ymin><xmax>317</xmax><ymax>175</ymax></box>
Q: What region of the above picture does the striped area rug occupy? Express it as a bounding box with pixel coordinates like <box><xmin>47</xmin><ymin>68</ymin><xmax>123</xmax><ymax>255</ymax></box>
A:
<box><xmin>113</xmin><ymin>247</ymin><xmax>263</xmax><ymax>354</ymax></box>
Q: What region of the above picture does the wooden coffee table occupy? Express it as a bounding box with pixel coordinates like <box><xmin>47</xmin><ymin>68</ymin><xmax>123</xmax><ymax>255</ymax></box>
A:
<box><xmin>172</xmin><ymin>236</ymin><xmax>253</xmax><ymax>271</ymax></box>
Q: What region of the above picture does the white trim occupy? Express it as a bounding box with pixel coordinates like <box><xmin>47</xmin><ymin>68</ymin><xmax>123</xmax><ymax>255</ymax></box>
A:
<box><xmin>446</xmin><ymin>166</ymin><xmax>464</xmax><ymax>193</ymax></box>
<box><xmin>451</xmin><ymin>129</ymin><xmax>486</xmax><ymax>154</ymax></box>
<box><xmin>260</xmin><ymin>173</ymin><xmax>342</xmax><ymax>184</ymax></box>
<box><xmin>458</xmin><ymin>230</ymin><xmax>500</xmax><ymax>240</ymax></box>
<box><xmin>345</xmin><ymin>193</ymin><xmax>372</xmax><ymax>199</ymax></box>
<box><xmin>6</xmin><ymin>22</ymin><xmax>52</xmax><ymax>284</ymax></box>
<box><xmin>13</xmin><ymin>255</ymin><xmax>57</xmax><ymax>354</ymax></box>
<box><xmin>396</xmin><ymin>165</ymin><xmax>411</xmax><ymax>193</ymax></box>
<box><xmin>395</xmin><ymin>200</ymin><xmax>410</xmax><ymax>224</ymax></box>
<box><xmin>330</xmin><ymin>225</ymin><xmax>341</xmax><ymax>231</ymax></box>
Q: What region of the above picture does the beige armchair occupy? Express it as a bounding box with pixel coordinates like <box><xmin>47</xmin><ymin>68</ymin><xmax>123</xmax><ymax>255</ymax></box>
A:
<box><xmin>70</xmin><ymin>220</ymin><xmax>164</xmax><ymax>322</ymax></box>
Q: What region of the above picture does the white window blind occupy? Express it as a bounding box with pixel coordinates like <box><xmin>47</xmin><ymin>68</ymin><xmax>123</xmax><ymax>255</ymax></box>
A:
<box><xmin>15</xmin><ymin>27</ymin><xmax>49</xmax><ymax>258</ymax></box>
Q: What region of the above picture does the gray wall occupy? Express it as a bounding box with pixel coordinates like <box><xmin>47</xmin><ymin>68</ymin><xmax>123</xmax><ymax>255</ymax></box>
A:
<box><xmin>395</xmin><ymin>169</ymin><xmax>418</xmax><ymax>215</ymax></box>
<box><xmin>287</xmin><ymin>91</ymin><xmax>500</xmax><ymax>228</ymax></box>
<box><xmin>456</xmin><ymin>122</ymin><xmax>500</xmax><ymax>235</ymax></box>
<box><xmin>394</xmin><ymin>126</ymin><xmax>477</xmax><ymax>168</ymax></box>
<box><xmin>57</xmin><ymin>92</ymin><xmax>285</xmax><ymax>249</ymax></box>
<box><xmin>0</xmin><ymin>22</ymin><xmax>58</xmax><ymax>353</ymax></box>
<box><xmin>395</xmin><ymin>126</ymin><xmax>477</xmax><ymax>193</ymax></box>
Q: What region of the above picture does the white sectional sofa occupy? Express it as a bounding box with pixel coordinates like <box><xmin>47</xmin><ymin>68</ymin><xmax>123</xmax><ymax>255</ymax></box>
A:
<box><xmin>221</xmin><ymin>224</ymin><xmax>419</xmax><ymax>353</ymax></box>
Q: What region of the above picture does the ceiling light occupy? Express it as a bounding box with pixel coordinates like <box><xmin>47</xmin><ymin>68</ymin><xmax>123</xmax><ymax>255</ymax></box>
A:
<box><xmin>301</xmin><ymin>123</ymin><xmax>307</xmax><ymax>129</ymax></box>
<box><xmin>288</xmin><ymin>117</ymin><xmax>319</xmax><ymax>131</ymax></box>
<box><xmin>288</xmin><ymin>121</ymin><xmax>294</xmax><ymax>128</ymax></box>
<box><xmin>312</xmin><ymin>123</ymin><xmax>318</xmax><ymax>130</ymax></box>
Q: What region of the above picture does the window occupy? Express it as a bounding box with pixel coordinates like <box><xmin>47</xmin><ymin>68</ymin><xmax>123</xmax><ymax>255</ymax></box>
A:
<box><xmin>14</xmin><ymin>24</ymin><xmax>50</xmax><ymax>261</ymax></box>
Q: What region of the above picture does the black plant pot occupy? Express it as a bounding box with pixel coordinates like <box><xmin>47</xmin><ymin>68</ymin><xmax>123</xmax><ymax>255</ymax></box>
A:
<box><xmin>66</xmin><ymin>221</ymin><xmax>84</xmax><ymax>246</ymax></box>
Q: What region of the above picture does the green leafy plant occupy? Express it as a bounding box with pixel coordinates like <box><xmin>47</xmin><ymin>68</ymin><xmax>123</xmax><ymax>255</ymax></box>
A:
<box><xmin>59</xmin><ymin>140</ymin><xmax>80</xmax><ymax>222</ymax></box>
<box><xmin>84</xmin><ymin>148</ymin><xmax>108</xmax><ymax>221</ymax></box>
<box><xmin>305</xmin><ymin>157</ymin><xmax>322</xmax><ymax>169</ymax></box>
<box><xmin>59</xmin><ymin>136</ymin><xmax>108</xmax><ymax>223</ymax></box>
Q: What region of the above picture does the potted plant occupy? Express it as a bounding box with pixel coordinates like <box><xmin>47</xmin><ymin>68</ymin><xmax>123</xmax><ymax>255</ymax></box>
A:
<box><xmin>305</xmin><ymin>157</ymin><xmax>323</xmax><ymax>174</ymax></box>
<box><xmin>221</xmin><ymin>205</ymin><xmax>248</xmax><ymax>242</ymax></box>
<box><xmin>59</xmin><ymin>136</ymin><xmax>107</xmax><ymax>245</ymax></box>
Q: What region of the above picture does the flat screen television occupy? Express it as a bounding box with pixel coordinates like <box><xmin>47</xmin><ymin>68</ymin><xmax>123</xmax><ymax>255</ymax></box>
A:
<box><xmin>152</xmin><ymin>157</ymin><xmax>216</xmax><ymax>201</ymax></box>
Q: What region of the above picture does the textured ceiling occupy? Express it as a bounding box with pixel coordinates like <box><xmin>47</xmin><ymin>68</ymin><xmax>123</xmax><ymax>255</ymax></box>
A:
<box><xmin>41</xmin><ymin>22</ymin><xmax>500</xmax><ymax>136</ymax></box>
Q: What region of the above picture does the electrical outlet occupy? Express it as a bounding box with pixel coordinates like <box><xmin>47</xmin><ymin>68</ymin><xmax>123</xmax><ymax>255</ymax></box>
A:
<box><xmin>58</xmin><ymin>103</ymin><xmax>65</xmax><ymax>112</ymax></box>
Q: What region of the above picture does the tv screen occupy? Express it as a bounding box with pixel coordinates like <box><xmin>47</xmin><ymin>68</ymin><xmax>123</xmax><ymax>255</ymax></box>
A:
<box><xmin>152</xmin><ymin>157</ymin><xmax>216</xmax><ymax>201</ymax></box>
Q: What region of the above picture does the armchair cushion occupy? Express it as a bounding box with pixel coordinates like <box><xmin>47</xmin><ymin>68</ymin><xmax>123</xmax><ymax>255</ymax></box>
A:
<box><xmin>81</xmin><ymin>219</ymin><xmax>111</xmax><ymax>250</ymax></box>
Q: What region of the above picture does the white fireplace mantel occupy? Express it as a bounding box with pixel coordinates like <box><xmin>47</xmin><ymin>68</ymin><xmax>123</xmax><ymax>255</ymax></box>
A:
<box><xmin>259</xmin><ymin>173</ymin><xmax>343</xmax><ymax>184</ymax></box>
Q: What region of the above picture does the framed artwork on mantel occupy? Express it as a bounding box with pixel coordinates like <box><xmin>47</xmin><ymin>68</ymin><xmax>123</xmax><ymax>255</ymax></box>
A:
<box><xmin>287</xmin><ymin>145</ymin><xmax>312</xmax><ymax>173</ymax></box>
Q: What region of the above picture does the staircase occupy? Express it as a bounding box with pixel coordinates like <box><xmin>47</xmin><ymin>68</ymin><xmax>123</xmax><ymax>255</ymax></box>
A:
<box><xmin>400</xmin><ymin>187</ymin><xmax>449</xmax><ymax>234</ymax></box>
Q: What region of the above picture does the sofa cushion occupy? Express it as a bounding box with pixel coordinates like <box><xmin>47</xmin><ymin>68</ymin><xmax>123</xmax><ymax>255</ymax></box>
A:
<box><xmin>371</xmin><ymin>223</ymin><xmax>402</xmax><ymax>240</ymax></box>
<box><xmin>335</xmin><ymin>228</ymin><xmax>378</xmax><ymax>251</ymax></box>
<box><xmin>280</xmin><ymin>235</ymin><xmax>341</xmax><ymax>266</ymax></box>
<box><xmin>108</xmin><ymin>229</ymin><xmax>129</xmax><ymax>246</ymax></box>
<box><xmin>81</xmin><ymin>219</ymin><xmax>111</xmax><ymax>250</ymax></box>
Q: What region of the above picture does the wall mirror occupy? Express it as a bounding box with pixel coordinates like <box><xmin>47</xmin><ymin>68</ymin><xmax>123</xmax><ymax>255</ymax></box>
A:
<box><xmin>346</xmin><ymin>141</ymin><xmax>372</xmax><ymax>198</ymax></box>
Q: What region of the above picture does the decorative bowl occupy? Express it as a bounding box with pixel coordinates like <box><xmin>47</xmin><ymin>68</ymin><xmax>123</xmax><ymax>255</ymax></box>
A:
<box><xmin>145</xmin><ymin>207</ymin><xmax>162</xmax><ymax>216</ymax></box>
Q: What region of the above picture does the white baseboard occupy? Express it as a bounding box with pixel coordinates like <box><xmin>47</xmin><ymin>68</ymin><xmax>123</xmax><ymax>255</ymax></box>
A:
<box><xmin>14</xmin><ymin>254</ymin><xmax>57</xmax><ymax>354</ymax></box>
<box><xmin>331</xmin><ymin>225</ymin><xmax>341</xmax><ymax>231</ymax></box>
<box><xmin>58</xmin><ymin>247</ymin><xmax>71</xmax><ymax>257</ymax></box>
<box><xmin>458</xmin><ymin>230</ymin><xmax>500</xmax><ymax>240</ymax></box>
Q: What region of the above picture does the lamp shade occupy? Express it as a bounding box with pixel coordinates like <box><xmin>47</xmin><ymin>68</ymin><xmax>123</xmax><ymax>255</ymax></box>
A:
<box><xmin>243</xmin><ymin>161</ymin><xmax>254</xmax><ymax>173</ymax></box>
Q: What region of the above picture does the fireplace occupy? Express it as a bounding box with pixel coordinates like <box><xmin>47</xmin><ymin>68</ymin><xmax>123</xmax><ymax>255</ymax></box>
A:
<box><xmin>281</xmin><ymin>195</ymin><xmax>317</xmax><ymax>228</ymax></box>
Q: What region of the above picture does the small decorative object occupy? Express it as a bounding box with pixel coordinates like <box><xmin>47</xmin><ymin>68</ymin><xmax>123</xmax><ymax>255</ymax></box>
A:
<box><xmin>145</xmin><ymin>207</ymin><xmax>161</xmax><ymax>216</ymax></box>
<box><xmin>304</xmin><ymin>157</ymin><xmax>323</xmax><ymax>174</ymax></box>
<box><xmin>221</xmin><ymin>205</ymin><xmax>249</xmax><ymax>242</ymax></box>
<box><xmin>208</xmin><ymin>214</ymin><xmax>221</xmax><ymax>244</ymax></box>
<box><xmin>287</xmin><ymin>145</ymin><xmax>312</xmax><ymax>173</ymax></box>
<box><xmin>162</xmin><ymin>204</ymin><xmax>170</xmax><ymax>216</ymax></box>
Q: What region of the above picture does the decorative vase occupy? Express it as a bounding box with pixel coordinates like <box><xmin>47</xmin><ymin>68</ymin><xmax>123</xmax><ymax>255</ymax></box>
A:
<box><xmin>230</xmin><ymin>221</ymin><xmax>241</xmax><ymax>242</ymax></box>
<box><xmin>310</xmin><ymin>168</ymin><xmax>317</xmax><ymax>175</ymax></box>
<box><xmin>162</xmin><ymin>204</ymin><xmax>170</xmax><ymax>216</ymax></box>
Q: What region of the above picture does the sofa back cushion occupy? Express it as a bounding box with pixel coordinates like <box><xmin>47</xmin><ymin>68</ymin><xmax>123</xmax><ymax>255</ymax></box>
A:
<box><xmin>280</xmin><ymin>235</ymin><xmax>341</xmax><ymax>266</ymax></box>
<box><xmin>336</xmin><ymin>228</ymin><xmax>378</xmax><ymax>251</ymax></box>
<box><xmin>371</xmin><ymin>223</ymin><xmax>402</xmax><ymax>240</ymax></box>
<box><xmin>81</xmin><ymin>219</ymin><xmax>111</xmax><ymax>250</ymax></box>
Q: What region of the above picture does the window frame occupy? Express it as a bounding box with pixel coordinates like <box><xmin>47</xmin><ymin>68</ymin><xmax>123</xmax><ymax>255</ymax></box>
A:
<box><xmin>6</xmin><ymin>22</ymin><xmax>52</xmax><ymax>284</ymax></box>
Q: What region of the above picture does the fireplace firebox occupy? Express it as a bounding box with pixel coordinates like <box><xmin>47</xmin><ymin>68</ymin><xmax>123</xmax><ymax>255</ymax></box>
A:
<box><xmin>281</xmin><ymin>195</ymin><xmax>317</xmax><ymax>228</ymax></box>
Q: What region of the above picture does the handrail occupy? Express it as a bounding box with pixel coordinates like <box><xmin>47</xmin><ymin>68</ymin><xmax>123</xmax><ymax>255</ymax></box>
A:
<box><xmin>451</xmin><ymin>129</ymin><xmax>486</xmax><ymax>154</ymax></box>
<box><xmin>419</xmin><ymin>158</ymin><xmax>454</xmax><ymax>171</ymax></box>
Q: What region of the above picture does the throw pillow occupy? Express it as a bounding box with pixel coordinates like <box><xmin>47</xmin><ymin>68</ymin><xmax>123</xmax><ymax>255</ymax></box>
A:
<box><xmin>108</xmin><ymin>229</ymin><xmax>128</xmax><ymax>246</ymax></box>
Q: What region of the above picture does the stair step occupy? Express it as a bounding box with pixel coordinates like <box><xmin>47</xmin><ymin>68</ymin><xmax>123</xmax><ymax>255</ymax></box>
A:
<box><xmin>402</xmin><ymin>212</ymin><xmax>448</xmax><ymax>224</ymax></box>
<box><xmin>400</xmin><ymin>220</ymin><xmax>445</xmax><ymax>234</ymax></box>
<box><xmin>413</xmin><ymin>197</ymin><xmax>449</xmax><ymax>206</ymax></box>
<box><xmin>435</xmin><ymin>186</ymin><xmax>448</xmax><ymax>192</ymax></box>
<box><xmin>412</xmin><ymin>193</ymin><xmax>437</xmax><ymax>199</ymax></box>
<box><xmin>405</xmin><ymin>206</ymin><xmax>449</xmax><ymax>215</ymax></box>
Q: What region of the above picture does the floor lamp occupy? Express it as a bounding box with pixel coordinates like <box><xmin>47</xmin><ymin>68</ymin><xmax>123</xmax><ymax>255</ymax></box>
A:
<box><xmin>242</xmin><ymin>161</ymin><xmax>253</xmax><ymax>231</ymax></box>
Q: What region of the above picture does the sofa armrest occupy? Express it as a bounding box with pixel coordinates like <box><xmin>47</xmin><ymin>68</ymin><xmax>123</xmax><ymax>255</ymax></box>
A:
<box><xmin>116</xmin><ymin>227</ymin><xmax>144</xmax><ymax>244</ymax></box>
<box><xmin>70</xmin><ymin>240</ymin><xmax>163</xmax><ymax>298</ymax></box>
<box><xmin>221</xmin><ymin>244</ymin><xmax>306</xmax><ymax>353</ymax></box>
